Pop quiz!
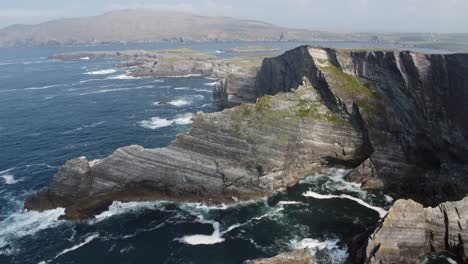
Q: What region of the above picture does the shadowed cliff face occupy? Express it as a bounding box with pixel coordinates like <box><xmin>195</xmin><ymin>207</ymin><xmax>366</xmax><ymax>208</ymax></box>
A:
<box><xmin>25</xmin><ymin>46</ymin><xmax>468</xmax><ymax>221</ymax></box>
<box><xmin>253</xmin><ymin>46</ymin><xmax>468</xmax><ymax>206</ymax></box>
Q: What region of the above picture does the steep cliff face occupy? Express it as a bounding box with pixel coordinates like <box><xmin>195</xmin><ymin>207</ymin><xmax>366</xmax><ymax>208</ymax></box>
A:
<box><xmin>252</xmin><ymin>46</ymin><xmax>468</xmax><ymax>206</ymax></box>
<box><xmin>366</xmin><ymin>197</ymin><xmax>468</xmax><ymax>263</ymax></box>
<box><xmin>26</xmin><ymin>46</ymin><xmax>468</xmax><ymax>221</ymax></box>
<box><xmin>25</xmin><ymin>83</ymin><xmax>367</xmax><ymax>219</ymax></box>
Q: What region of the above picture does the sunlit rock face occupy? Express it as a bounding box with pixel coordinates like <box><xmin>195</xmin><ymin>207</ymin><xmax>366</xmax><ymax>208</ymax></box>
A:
<box><xmin>25</xmin><ymin>46</ymin><xmax>468</xmax><ymax>220</ymax></box>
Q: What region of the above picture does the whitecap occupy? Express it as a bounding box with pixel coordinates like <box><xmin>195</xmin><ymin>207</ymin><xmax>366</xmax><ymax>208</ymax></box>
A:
<box><xmin>138</xmin><ymin>113</ymin><xmax>194</xmax><ymax>130</ymax></box>
<box><xmin>138</xmin><ymin>117</ymin><xmax>174</xmax><ymax>129</ymax></box>
<box><xmin>155</xmin><ymin>98</ymin><xmax>192</xmax><ymax>107</ymax></box>
<box><xmin>106</xmin><ymin>74</ymin><xmax>140</xmax><ymax>80</ymax></box>
<box><xmin>84</xmin><ymin>69</ymin><xmax>117</xmax><ymax>75</ymax></box>
<box><xmin>80</xmin><ymin>57</ymin><xmax>90</xmax><ymax>60</ymax></box>
<box><xmin>165</xmin><ymin>74</ymin><xmax>203</xmax><ymax>78</ymax></box>
<box><xmin>93</xmin><ymin>201</ymin><xmax>166</xmax><ymax>222</ymax></box>
<box><xmin>302</xmin><ymin>190</ymin><xmax>387</xmax><ymax>218</ymax></box>
<box><xmin>1</xmin><ymin>174</ymin><xmax>20</xmax><ymax>185</ymax></box>
<box><xmin>53</xmin><ymin>233</ymin><xmax>99</xmax><ymax>260</ymax></box>
<box><xmin>174</xmin><ymin>87</ymin><xmax>190</xmax><ymax>90</ymax></box>
<box><xmin>177</xmin><ymin>219</ymin><xmax>241</xmax><ymax>246</ymax></box>
<box><xmin>0</xmin><ymin>208</ymin><xmax>66</xmax><ymax>249</ymax></box>
<box><xmin>172</xmin><ymin>113</ymin><xmax>195</xmax><ymax>125</ymax></box>
<box><xmin>194</xmin><ymin>88</ymin><xmax>213</xmax><ymax>93</ymax></box>
<box><xmin>79</xmin><ymin>78</ymin><xmax>102</xmax><ymax>84</ymax></box>
<box><xmin>77</xmin><ymin>85</ymin><xmax>155</xmax><ymax>96</ymax></box>
<box><xmin>204</xmin><ymin>82</ymin><xmax>218</xmax><ymax>86</ymax></box>
<box><xmin>290</xmin><ymin>238</ymin><xmax>348</xmax><ymax>262</ymax></box>
<box><xmin>23</xmin><ymin>84</ymin><xmax>62</xmax><ymax>90</ymax></box>
<box><xmin>178</xmin><ymin>220</ymin><xmax>225</xmax><ymax>245</ymax></box>
<box><xmin>0</xmin><ymin>168</ymin><xmax>15</xmax><ymax>175</ymax></box>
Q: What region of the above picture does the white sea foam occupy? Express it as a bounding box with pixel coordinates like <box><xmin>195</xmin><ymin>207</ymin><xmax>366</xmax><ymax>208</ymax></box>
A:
<box><xmin>138</xmin><ymin>117</ymin><xmax>174</xmax><ymax>129</ymax></box>
<box><xmin>85</xmin><ymin>69</ymin><xmax>117</xmax><ymax>75</ymax></box>
<box><xmin>177</xmin><ymin>219</ymin><xmax>241</xmax><ymax>246</ymax></box>
<box><xmin>80</xmin><ymin>57</ymin><xmax>90</xmax><ymax>60</ymax></box>
<box><xmin>302</xmin><ymin>190</ymin><xmax>387</xmax><ymax>218</ymax></box>
<box><xmin>106</xmin><ymin>74</ymin><xmax>140</xmax><ymax>80</ymax></box>
<box><xmin>204</xmin><ymin>82</ymin><xmax>218</xmax><ymax>86</ymax></box>
<box><xmin>0</xmin><ymin>208</ymin><xmax>66</xmax><ymax>249</ymax></box>
<box><xmin>24</xmin><ymin>84</ymin><xmax>62</xmax><ymax>90</ymax></box>
<box><xmin>174</xmin><ymin>87</ymin><xmax>190</xmax><ymax>90</ymax></box>
<box><xmin>384</xmin><ymin>195</ymin><xmax>394</xmax><ymax>203</ymax></box>
<box><xmin>194</xmin><ymin>88</ymin><xmax>213</xmax><ymax>93</ymax></box>
<box><xmin>1</xmin><ymin>174</ymin><xmax>20</xmax><ymax>185</ymax></box>
<box><xmin>77</xmin><ymin>85</ymin><xmax>155</xmax><ymax>95</ymax></box>
<box><xmin>154</xmin><ymin>98</ymin><xmax>192</xmax><ymax>107</ymax></box>
<box><xmin>291</xmin><ymin>238</ymin><xmax>347</xmax><ymax>262</ymax></box>
<box><xmin>78</xmin><ymin>78</ymin><xmax>102</xmax><ymax>84</ymax></box>
<box><xmin>138</xmin><ymin>113</ymin><xmax>194</xmax><ymax>129</ymax></box>
<box><xmin>94</xmin><ymin>201</ymin><xmax>166</xmax><ymax>222</ymax></box>
<box><xmin>172</xmin><ymin>113</ymin><xmax>194</xmax><ymax>125</ymax></box>
<box><xmin>178</xmin><ymin>220</ymin><xmax>225</xmax><ymax>245</ymax></box>
<box><xmin>0</xmin><ymin>168</ymin><xmax>15</xmax><ymax>175</ymax></box>
<box><xmin>53</xmin><ymin>233</ymin><xmax>99</xmax><ymax>260</ymax></box>
<box><xmin>165</xmin><ymin>74</ymin><xmax>202</xmax><ymax>78</ymax></box>
<box><xmin>278</xmin><ymin>201</ymin><xmax>304</xmax><ymax>206</ymax></box>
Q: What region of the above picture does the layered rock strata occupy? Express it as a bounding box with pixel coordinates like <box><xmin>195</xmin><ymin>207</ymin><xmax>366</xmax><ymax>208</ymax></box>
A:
<box><xmin>241</xmin><ymin>46</ymin><xmax>468</xmax><ymax>206</ymax></box>
<box><xmin>27</xmin><ymin>46</ymin><xmax>468</xmax><ymax>222</ymax></box>
<box><xmin>366</xmin><ymin>197</ymin><xmax>468</xmax><ymax>263</ymax></box>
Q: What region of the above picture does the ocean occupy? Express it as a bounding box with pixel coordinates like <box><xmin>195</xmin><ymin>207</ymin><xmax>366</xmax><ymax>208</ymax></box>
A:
<box><xmin>0</xmin><ymin>41</ymin><xmax>450</xmax><ymax>264</ymax></box>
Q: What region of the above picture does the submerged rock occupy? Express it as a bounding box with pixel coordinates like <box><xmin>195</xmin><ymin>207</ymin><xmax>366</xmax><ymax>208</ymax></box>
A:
<box><xmin>365</xmin><ymin>197</ymin><xmax>468</xmax><ymax>263</ymax></box>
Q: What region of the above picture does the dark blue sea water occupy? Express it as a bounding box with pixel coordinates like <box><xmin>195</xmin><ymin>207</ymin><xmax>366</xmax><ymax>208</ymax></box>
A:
<box><xmin>0</xmin><ymin>42</ymin><xmax>453</xmax><ymax>264</ymax></box>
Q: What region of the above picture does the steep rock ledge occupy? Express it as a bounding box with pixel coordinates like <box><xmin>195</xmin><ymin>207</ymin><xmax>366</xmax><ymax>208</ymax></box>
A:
<box><xmin>250</xmin><ymin>46</ymin><xmax>468</xmax><ymax>206</ymax></box>
<box><xmin>26</xmin><ymin>46</ymin><xmax>468</xmax><ymax>222</ymax></box>
<box><xmin>365</xmin><ymin>197</ymin><xmax>468</xmax><ymax>263</ymax></box>
<box><xmin>25</xmin><ymin>83</ymin><xmax>367</xmax><ymax>219</ymax></box>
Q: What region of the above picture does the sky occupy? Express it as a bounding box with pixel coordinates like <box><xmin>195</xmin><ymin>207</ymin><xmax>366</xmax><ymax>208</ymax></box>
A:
<box><xmin>0</xmin><ymin>0</ymin><xmax>467</xmax><ymax>33</ymax></box>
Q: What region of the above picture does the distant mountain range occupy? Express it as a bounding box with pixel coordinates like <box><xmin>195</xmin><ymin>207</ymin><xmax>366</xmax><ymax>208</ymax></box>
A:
<box><xmin>0</xmin><ymin>9</ymin><xmax>365</xmax><ymax>47</ymax></box>
<box><xmin>1</xmin><ymin>9</ymin><xmax>468</xmax><ymax>52</ymax></box>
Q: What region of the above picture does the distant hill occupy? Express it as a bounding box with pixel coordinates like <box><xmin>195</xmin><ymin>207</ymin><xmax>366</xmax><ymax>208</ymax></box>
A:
<box><xmin>0</xmin><ymin>9</ymin><xmax>361</xmax><ymax>47</ymax></box>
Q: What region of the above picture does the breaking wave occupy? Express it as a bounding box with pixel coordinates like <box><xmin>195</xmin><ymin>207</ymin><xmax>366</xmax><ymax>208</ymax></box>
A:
<box><xmin>138</xmin><ymin>113</ymin><xmax>194</xmax><ymax>130</ymax></box>
<box><xmin>302</xmin><ymin>190</ymin><xmax>387</xmax><ymax>218</ymax></box>
<box><xmin>85</xmin><ymin>69</ymin><xmax>117</xmax><ymax>75</ymax></box>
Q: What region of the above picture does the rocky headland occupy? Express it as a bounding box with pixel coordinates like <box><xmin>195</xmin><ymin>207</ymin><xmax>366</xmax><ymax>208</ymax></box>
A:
<box><xmin>51</xmin><ymin>49</ymin><xmax>269</xmax><ymax>108</ymax></box>
<box><xmin>27</xmin><ymin>46</ymin><xmax>468</xmax><ymax>263</ymax></box>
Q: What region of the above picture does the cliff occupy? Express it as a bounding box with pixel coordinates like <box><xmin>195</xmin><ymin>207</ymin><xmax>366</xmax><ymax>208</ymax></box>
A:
<box><xmin>366</xmin><ymin>197</ymin><xmax>468</xmax><ymax>263</ymax></box>
<box><xmin>26</xmin><ymin>46</ymin><xmax>468</xmax><ymax>233</ymax></box>
<box><xmin>220</xmin><ymin>46</ymin><xmax>468</xmax><ymax>206</ymax></box>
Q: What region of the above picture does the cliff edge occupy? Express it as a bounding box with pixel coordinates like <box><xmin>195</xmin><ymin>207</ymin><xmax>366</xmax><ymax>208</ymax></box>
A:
<box><xmin>26</xmin><ymin>46</ymin><xmax>468</xmax><ymax>222</ymax></box>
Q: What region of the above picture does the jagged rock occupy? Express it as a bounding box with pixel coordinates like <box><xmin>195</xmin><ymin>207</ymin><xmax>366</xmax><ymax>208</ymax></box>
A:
<box><xmin>365</xmin><ymin>197</ymin><xmax>468</xmax><ymax>263</ymax></box>
<box><xmin>249</xmin><ymin>249</ymin><xmax>314</xmax><ymax>264</ymax></box>
<box><xmin>345</xmin><ymin>158</ymin><xmax>383</xmax><ymax>189</ymax></box>
<box><xmin>25</xmin><ymin>46</ymin><xmax>468</xmax><ymax>219</ymax></box>
<box><xmin>252</xmin><ymin>46</ymin><xmax>468</xmax><ymax>205</ymax></box>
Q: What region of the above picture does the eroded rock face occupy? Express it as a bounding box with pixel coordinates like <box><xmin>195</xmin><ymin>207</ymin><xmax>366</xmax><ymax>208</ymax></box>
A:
<box><xmin>366</xmin><ymin>197</ymin><xmax>468</xmax><ymax>263</ymax></box>
<box><xmin>252</xmin><ymin>46</ymin><xmax>468</xmax><ymax>205</ymax></box>
<box><xmin>25</xmin><ymin>46</ymin><xmax>468</xmax><ymax>219</ymax></box>
<box><xmin>249</xmin><ymin>249</ymin><xmax>314</xmax><ymax>264</ymax></box>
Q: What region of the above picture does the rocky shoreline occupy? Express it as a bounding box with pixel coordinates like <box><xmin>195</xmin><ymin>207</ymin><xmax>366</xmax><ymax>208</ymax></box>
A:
<box><xmin>30</xmin><ymin>46</ymin><xmax>468</xmax><ymax>263</ymax></box>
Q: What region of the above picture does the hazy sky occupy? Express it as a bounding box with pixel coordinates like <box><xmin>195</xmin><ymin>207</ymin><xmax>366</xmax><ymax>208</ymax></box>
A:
<box><xmin>0</xmin><ymin>0</ymin><xmax>467</xmax><ymax>33</ymax></box>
